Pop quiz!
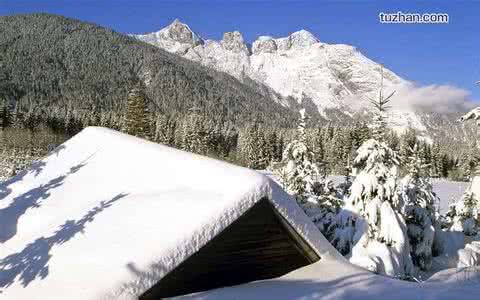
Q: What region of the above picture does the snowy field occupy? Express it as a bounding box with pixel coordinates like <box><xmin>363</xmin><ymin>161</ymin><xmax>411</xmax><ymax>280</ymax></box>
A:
<box><xmin>431</xmin><ymin>179</ymin><xmax>471</xmax><ymax>213</ymax></box>
<box><xmin>328</xmin><ymin>175</ymin><xmax>470</xmax><ymax>214</ymax></box>
<box><xmin>263</xmin><ymin>172</ymin><xmax>470</xmax><ymax>214</ymax></box>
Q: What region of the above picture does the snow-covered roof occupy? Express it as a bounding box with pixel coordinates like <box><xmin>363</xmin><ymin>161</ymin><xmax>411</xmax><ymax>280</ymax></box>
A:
<box><xmin>176</xmin><ymin>257</ymin><xmax>480</xmax><ymax>300</ymax></box>
<box><xmin>0</xmin><ymin>127</ymin><xmax>338</xmax><ymax>299</ymax></box>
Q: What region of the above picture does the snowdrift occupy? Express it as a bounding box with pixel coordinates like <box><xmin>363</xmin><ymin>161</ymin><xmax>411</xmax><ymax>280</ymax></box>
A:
<box><xmin>177</xmin><ymin>259</ymin><xmax>480</xmax><ymax>300</ymax></box>
<box><xmin>0</xmin><ymin>127</ymin><xmax>339</xmax><ymax>299</ymax></box>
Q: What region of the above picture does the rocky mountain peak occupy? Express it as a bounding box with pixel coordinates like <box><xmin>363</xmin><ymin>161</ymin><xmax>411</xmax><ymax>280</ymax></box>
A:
<box><xmin>287</xmin><ymin>29</ymin><xmax>319</xmax><ymax>49</ymax></box>
<box><xmin>252</xmin><ymin>36</ymin><xmax>277</xmax><ymax>54</ymax></box>
<box><xmin>221</xmin><ymin>31</ymin><xmax>248</xmax><ymax>53</ymax></box>
<box><xmin>162</xmin><ymin>18</ymin><xmax>203</xmax><ymax>46</ymax></box>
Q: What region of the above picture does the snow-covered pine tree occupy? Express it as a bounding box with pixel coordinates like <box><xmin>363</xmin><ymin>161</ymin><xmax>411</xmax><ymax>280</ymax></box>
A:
<box><xmin>329</xmin><ymin>128</ymin><xmax>344</xmax><ymax>172</ymax></box>
<box><xmin>123</xmin><ymin>87</ymin><xmax>151</xmax><ymax>139</ymax></box>
<box><xmin>430</xmin><ymin>142</ymin><xmax>442</xmax><ymax>178</ymax></box>
<box><xmin>447</xmin><ymin>106</ymin><xmax>480</xmax><ymax>235</ymax></box>
<box><xmin>398</xmin><ymin>144</ymin><xmax>438</xmax><ymax>271</ymax></box>
<box><xmin>459</xmin><ymin>143</ymin><xmax>478</xmax><ymax>182</ymax></box>
<box><xmin>446</xmin><ymin>191</ymin><xmax>479</xmax><ymax>235</ymax></box>
<box><xmin>276</xmin><ymin>109</ymin><xmax>319</xmax><ymax>203</ymax></box>
<box><xmin>347</xmin><ymin>69</ymin><xmax>414</xmax><ymax>278</ymax></box>
<box><xmin>239</xmin><ymin>122</ymin><xmax>268</xmax><ymax>169</ymax></box>
<box><xmin>265</xmin><ymin>129</ymin><xmax>282</xmax><ymax>163</ymax></box>
<box><xmin>420</xmin><ymin>142</ymin><xmax>433</xmax><ymax>175</ymax></box>
<box><xmin>274</xmin><ymin>109</ymin><xmax>345</xmax><ymax>252</ymax></box>
<box><xmin>156</xmin><ymin>114</ymin><xmax>177</xmax><ymax>147</ymax></box>
<box><xmin>182</xmin><ymin>111</ymin><xmax>207</xmax><ymax>155</ymax></box>
<box><xmin>201</xmin><ymin>118</ymin><xmax>217</xmax><ymax>156</ymax></box>
<box><xmin>0</xmin><ymin>97</ymin><xmax>11</xmax><ymax>130</ymax></box>
<box><xmin>338</xmin><ymin>155</ymin><xmax>353</xmax><ymax>199</ymax></box>
<box><xmin>399</xmin><ymin>128</ymin><xmax>417</xmax><ymax>160</ymax></box>
<box><xmin>311</xmin><ymin>127</ymin><xmax>325</xmax><ymax>164</ymax></box>
<box><xmin>306</xmin><ymin>178</ymin><xmax>344</xmax><ymax>244</ymax></box>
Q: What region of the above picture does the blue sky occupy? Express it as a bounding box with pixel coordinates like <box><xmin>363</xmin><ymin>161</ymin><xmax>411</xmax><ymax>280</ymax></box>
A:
<box><xmin>1</xmin><ymin>0</ymin><xmax>479</xmax><ymax>101</ymax></box>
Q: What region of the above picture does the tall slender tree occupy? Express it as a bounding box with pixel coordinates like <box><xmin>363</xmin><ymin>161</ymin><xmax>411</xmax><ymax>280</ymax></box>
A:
<box><xmin>449</xmin><ymin>105</ymin><xmax>480</xmax><ymax>235</ymax></box>
<box><xmin>123</xmin><ymin>87</ymin><xmax>151</xmax><ymax>139</ymax></box>
<box><xmin>276</xmin><ymin>109</ymin><xmax>320</xmax><ymax>203</ymax></box>
<box><xmin>398</xmin><ymin>144</ymin><xmax>438</xmax><ymax>271</ymax></box>
<box><xmin>347</xmin><ymin>69</ymin><xmax>414</xmax><ymax>278</ymax></box>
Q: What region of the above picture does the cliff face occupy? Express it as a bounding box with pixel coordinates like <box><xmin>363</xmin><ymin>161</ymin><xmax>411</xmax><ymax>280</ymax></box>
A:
<box><xmin>134</xmin><ymin>20</ymin><xmax>437</xmax><ymax>133</ymax></box>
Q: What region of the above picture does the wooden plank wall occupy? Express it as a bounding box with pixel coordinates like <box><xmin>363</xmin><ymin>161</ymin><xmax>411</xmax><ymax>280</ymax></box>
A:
<box><xmin>140</xmin><ymin>198</ymin><xmax>319</xmax><ymax>299</ymax></box>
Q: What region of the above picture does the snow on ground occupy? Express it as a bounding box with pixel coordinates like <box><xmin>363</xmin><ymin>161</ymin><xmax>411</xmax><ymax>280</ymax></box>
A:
<box><xmin>176</xmin><ymin>258</ymin><xmax>480</xmax><ymax>300</ymax></box>
<box><xmin>263</xmin><ymin>172</ymin><xmax>469</xmax><ymax>214</ymax></box>
<box><xmin>432</xmin><ymin>179</ymin><xmax>471</xmax><ymax>213</ymax></box>
<box><xmin>326</xmin><ymin>175</ymin><xmax>469</xmax><ymax>214</ymax></box>
<box><xmin>0</xmin><ymin>127</ymin><xmax>332</xmax><ymax>300</ymax></box>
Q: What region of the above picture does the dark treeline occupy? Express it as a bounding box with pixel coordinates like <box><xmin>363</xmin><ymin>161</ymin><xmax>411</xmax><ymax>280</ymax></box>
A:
<box><xmin>0</xmin><ymin>94</ymin><xmax>475</xmax><ymax>183</ymax></box>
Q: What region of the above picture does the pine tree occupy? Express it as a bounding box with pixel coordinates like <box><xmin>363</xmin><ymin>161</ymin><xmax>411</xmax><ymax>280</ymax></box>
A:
<box><xmin>275</xmin><ymin>109</ymin><xmax>320</xmax><ymax>203</ymax></box>
<box><xmin>421</xmin><ymin>142</ymin><xmax>432</xmax><ymax>173</ymax></box>
<box><xmin>460</xmin><ymin>141</ymin><xmax>479</xmax><ymax>181</ymax></box>
<box><xmin>430</xmin><ymin>142</ymin><xmax>442</xmax><ymax>178</ymax></box>
<box><xmin>123</xmin><ymin>87</ymin><xmax>151</xmax><ymax>139</ymax></box>
<box><xmin>239</xmin><ymin>122</ymin><xmax>268</xmax><ymax>169</ymax></box>
<box><xmin>347</xmin><ymin>70</ymin><xmax>414</xmax><ymax>278</ymax></box>
<box><xmin>273</xmin><ymin>109</ymin><xmax>345</xmax><ymax>251</ymax></box>
<box><xmin>311</xmin><ymin>127</ymin><xmax>325</xmax><ymax>164</ymax></box>
<box><xmin>305</xmin><ymin>178</ymin><xmax>344</xmax><ymax>244</ymax></box>
<box><xmin>201</xmin><ymin>118</ymin><xmax>217</xmax><ymax>156</ymax></box>
<box><xmin>357</xmin><ymin>122</ymin><xmax>371</xmax><ymax>147</ymax></box>
<box><xmin>265</xmin><ymin>129</ymin><xmax>282</xmax><ymax>163</ymax></box>
<box><xmin>0</xmin><ymin>97</ymin><xmax>11</xmax><ymax>130</ymax></box>
<box><xmin>338</xmin><ymin>155</ymin><xmax>353</xmax><ymax>198</ymax></box>
<box><xmin>448</xmin><ymin>105</ymin><xmax>480</xmax><ymax>234</ymax></box>
<box><xmin>399</xmin><ymin>128</ymin><xmax>417</xmax><ymax>161</ymax></box>
<box><xmin>446</xmin><ymin>191</ymin><xmax>479</xmax><ymax>235</ymax></box>
<box><xmin>339</xmin><ymin>128</ymin><xmax>353</xmax><ymax>172</ymax></box>
<box><xmin>398</xmin><ymin>144</ymin><xmax>438</xmax><ymax>271</ymax></box>
<box><xmin>387</xmin><ymin>131</ymin><xmax>401</xmax><ymax>154</ymax></box>
<box><xmin>181</xmin><ymin>112</ymin><xmax>207</xmax><ymax>155</ymax></box>
<box><xmin>154</xmin><ymin>114</ymin><xmax>176</xmax><ymax>147</ymax></box>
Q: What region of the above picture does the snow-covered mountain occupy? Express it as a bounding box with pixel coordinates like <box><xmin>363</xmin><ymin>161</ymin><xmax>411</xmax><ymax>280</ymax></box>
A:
<box><xmin>132</xmin><ymin>20</ymin><xmax>450</xmax><ymax>134</ymax></box>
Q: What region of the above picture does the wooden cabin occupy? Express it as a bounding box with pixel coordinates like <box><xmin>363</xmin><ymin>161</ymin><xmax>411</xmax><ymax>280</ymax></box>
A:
<box><xmin>140</xmin><ymin>197</ymin><xmax>320</xmax><ymax>299</ymax></box>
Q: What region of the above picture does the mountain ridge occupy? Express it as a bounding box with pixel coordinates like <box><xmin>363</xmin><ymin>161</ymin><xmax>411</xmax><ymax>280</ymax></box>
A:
<box><xmin>133</xmin><ymin>20</ymin><xmax>474</xmax><ymax>136</ymax></box>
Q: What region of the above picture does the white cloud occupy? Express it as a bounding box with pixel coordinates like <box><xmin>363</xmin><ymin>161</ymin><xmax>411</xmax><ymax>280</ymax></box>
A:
<box><xmin>388</xmin><ymin>83</ymin><xmax>477</xmax><ymax>114</ymax></box>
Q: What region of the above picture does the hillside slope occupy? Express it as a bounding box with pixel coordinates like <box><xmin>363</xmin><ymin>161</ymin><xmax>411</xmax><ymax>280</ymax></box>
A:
<box><xmin>0</xmin><ymin>13</ymin><xmax>296</xmax><ymax>127</ymax></box>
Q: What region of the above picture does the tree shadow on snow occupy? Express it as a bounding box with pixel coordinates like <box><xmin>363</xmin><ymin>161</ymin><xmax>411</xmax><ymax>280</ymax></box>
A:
<box><xmin>0</xmin><ymin>193</ymin><xmax>128</xmax><ymax>289</ymax></box>
<box><xmin>0</xmin><ymin>158</ymin><xmax>91</xmax><ymax>244</ymax></box>
<box><xmin>121</xmin><ymin>261</ymin><xmax>170</xmax><ymax>295</ymax></box>
<box><xmin>0</xmin><ymin>144</ymin><xmax>68</xmax><ymax>198</ymax></box>
<box><xmin>48</xmin><ymin>144</ymin><xmax>66</xmax><ymax>157</ymax></box>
